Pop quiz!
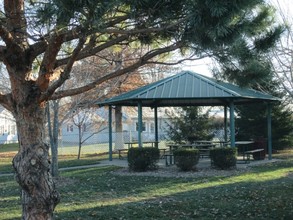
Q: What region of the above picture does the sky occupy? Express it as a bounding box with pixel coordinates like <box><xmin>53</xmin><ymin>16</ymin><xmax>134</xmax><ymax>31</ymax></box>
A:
<box><xmin>181</xmin><ymin>57</ymin><xmax>214</xmax><ymax>77</ymax></box>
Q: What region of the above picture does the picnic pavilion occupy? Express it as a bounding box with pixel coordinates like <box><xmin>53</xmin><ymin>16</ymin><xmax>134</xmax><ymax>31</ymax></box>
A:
<box><xmin>97</xmin><ymin>71</ymin><xmax>279</xmax><ymax>161</ymax></box>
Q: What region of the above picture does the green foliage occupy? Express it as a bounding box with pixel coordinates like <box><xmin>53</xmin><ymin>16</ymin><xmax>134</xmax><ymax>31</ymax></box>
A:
<box><xmin>31</xmin><ymin>0</ymin><xmax>282</xmax><ymax>53</ymax></box>
<box><xmin>166</xmin><ymin>107</ymin><xmax>214</xmax><ymax>144</ymax></box>
<box><xmin>35</xmin><ymin>0</ymin><xmax>119</xmax><ymax>28</ymax></box>
<box><xmin>210</xmin><ymin>147</ymin><xmax>237</xmax><ymax>169</ymax></box>
<box><xmin>127</xmin><ymin>147</ymin><xmax>160</xmax><ymax>172</ymax></box>
<box><xmin>236</xmin><ymin>102</ymin><xmax>293</xmax><ymax>150</ymax></box>
<box><xmin>210</xmin><ymin>4</ymin><xmax>284</xmax><ymax>86</ymax></box>
<box><xmin>173</xmin><ymin>148</ymin><xmax>200</xmax><ymax>171</ymax></box>
<box><xmin>216</xmin><ymin>40</ymin><xmax>293</xmax><ymax>152</ymax></box>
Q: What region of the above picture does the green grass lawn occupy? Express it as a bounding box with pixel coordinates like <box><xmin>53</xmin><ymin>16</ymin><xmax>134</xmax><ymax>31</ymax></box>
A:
<box><xmin>0</xmin><ymin>143</ymin><xmax>117</xmax><ymax>174</ymax></box>
<box><xmin>0</xmin><ymin>153</ymin><xmax>114</xmax><ymax>174</ymax></box>
<box><xmin>1</xmin><ymin>149</ymin><xmax>293</xmax><ymax>219</ymax></box>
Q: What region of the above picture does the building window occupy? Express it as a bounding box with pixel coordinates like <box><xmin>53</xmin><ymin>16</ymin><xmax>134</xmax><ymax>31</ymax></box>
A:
<box><xmin>136</xmin><ymin>122</ymin><xmax>146</xmax><ymax>132</ymax></box>
<box><xmin>10</xmin><ymin>125</ymin><xmax>16</xmax><ymax>135</ymax></box>
<box><xmin>150</xmin><ymin>123</ymin><xmax>155</xmax><ymax>133</ymax></box>
<box><xmin>67</xmin><ymin>124</ymin><xmax>73</xmax><ymax>132</ymax></box>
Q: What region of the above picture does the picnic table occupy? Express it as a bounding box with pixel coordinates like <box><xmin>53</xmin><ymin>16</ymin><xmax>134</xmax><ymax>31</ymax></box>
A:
<box><xmin>166</xmin><ymin>143</ymin><xmax>216</xmax><ymax>158</ymax></box>
<box><xmin>194</xmin><ymin>140</ymin><xmax>228</xmax><ymax>147</ymax></box>
<box><xmin>124</xmin><ymin>141</ymin><xmax>159</xmax><ymax>148</ymax></box>
<box><xmin>235</xmin><ymin>141</ymin><xmax>254</xmax><ymax>163</ymax></box>
<box><xmin>243</xmin><ymin>149</ymin><xmax>265</xmax><ymax>163</ymax></box>
<box><xmin>117</xmin><ymin>149</ymin><xmax>128</xmax><ymax>159</ymax></box>
<box><xmin>117</xmin><ymin>141</ymin><xmax>162</xmax><ymax>160</ymax></box>
<box><xmin>159</xmin><ymin>148</ymin><xmax>168</xmax><ymax>158</ymax></box>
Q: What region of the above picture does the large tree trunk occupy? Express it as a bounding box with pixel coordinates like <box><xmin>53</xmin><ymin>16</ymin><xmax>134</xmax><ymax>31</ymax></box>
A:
<box><xmin>12</xmin><ymin>102</ymin><xmax>60</xmax><ymax>219</ymax></box>
<box><xmin>4</xmin><ymin>0</ymin><xmax>61</xmax><ymax>214</ymax></box>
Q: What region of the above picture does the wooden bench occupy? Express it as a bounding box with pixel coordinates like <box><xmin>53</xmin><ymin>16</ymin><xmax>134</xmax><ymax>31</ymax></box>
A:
<box><xmin>244</xmin><ymin>149</ymin><xmax>264</xmax><ymax>162</ymax></box>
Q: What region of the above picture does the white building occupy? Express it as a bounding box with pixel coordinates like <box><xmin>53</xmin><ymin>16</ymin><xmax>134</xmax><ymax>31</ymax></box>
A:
<box><xmin>60</xmin><ymin>106</ymin><xmax>171</xmax><ymax>146</ymax></box>
<box><xmin>0</xmin><ymin>104</ymin><xmax>171</xmax><ymax>146</ymax></box>
<box><xmin>0</xmin><ymin>106</ymin><xmax>18</xmax><ymax>144</ymax></box>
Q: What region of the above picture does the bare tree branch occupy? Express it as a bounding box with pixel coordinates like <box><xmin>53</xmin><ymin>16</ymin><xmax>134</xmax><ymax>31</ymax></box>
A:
<box><xmin>49</xmin><ymin>41</ymin><xmax>183</xmax><ymax>100</ymax></box>
<box><xmin>40</xmin><ymin>37</ymin><xmax>87</xmax><ymax>101</ymax></box>
<box><xmin>0</xmin><ymin>93</ymin><xmax>13</xmax><ymax>112</ymax></box>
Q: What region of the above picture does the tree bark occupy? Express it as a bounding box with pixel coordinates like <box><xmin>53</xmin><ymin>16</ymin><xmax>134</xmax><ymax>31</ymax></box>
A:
<box><xmin>77</xmin><ymin>125</ymin><xmax>82</xmax><ymax>159</ymax></box>
<box><xmin>12</xmin><ymin>102</ymin><xmax>60</xmax><ymax>219</ymax></box>
<box><xmin>47</xmin><ymin>101</ymin><xmax>59</xmax><ymax>177</ymax></box>
<box><xmin>51</xmin><ymin>101</ymin><xmax>60</xmax><ymax>177</ymax></box>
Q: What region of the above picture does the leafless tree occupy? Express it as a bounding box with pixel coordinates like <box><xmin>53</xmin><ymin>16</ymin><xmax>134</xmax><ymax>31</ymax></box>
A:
<box><xmin>269</xmin><ymin>0</ymin><xmax>293</xmax><ymax>103</ymax></box>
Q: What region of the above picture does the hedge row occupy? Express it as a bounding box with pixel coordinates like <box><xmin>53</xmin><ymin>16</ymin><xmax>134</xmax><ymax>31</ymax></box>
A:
<box><xmin>173</xmin><ymin>148</ymin><xmax>200</xmax><ymax>171</ymax></box>
<box><xmin>127</xmin><ymin>147</ymin><xmax>160</xmax><ymax>172</ymax></box>
<box><xmin>210</xmin><ymin>147</ymin><xmax>237</xmax><ymax>169</ymax></box>
<box><xmin>127</xmin><ymin>147</ymin><xmax>238</xmax><ymax>172</ymax></box>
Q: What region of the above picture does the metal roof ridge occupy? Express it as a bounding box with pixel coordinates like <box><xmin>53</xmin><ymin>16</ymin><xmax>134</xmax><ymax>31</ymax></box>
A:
<box><xmin>129</xmin><ymin>72</ymin><xmax>187</xmax><ymax>98</ymax></box>
<box><xmin>101</xmin><ymin>72</ymin><xmax>185</xmax><ymax>102</ymax></box>
<box><xmin>188</xmin><ymin>71</ymin><xmax>241</xmax><ymax>97</ymax></box>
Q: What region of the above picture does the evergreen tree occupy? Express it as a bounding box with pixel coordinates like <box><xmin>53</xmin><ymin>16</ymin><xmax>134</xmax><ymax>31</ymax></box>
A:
<box><xmin>236</xmin><ymin>102</ymin><xmax>293</xmax><ymax>150</ymax></box>
<box><xmin>234</xmin><ymin>79</ymin><xmax>293</xmax><ymax>150</ymax></box>
<box><xmin>211</xmin><ymin>5</ymin><xmax>284</xmax><ymax>85</ymax></box>
<box><xmin>209</xmin><ymin>3</ymin><xmax>292</xmax><ymax>150</ymax></box>
<box><xmin>166</xmin><ymin>107</ymin><xmax>214</xmax><ymax>144</ymax></box>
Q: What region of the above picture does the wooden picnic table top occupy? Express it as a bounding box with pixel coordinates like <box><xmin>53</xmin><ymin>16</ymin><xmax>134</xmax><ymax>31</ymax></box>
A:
<box><xmin>235</xmin><ymin>141</ymin><xmax>254</xmax><ymax>145</ymax></box>
<box><xmin>124</xmin><ymin>141</ymin><xmax>159</xmax><ymax>148</ymax></box>
<box><xmin>124</xmin><ymin>141</ymin><xmax>159</xmax><ymax>144</ymax></box>
<box><xmin>194</xmin><ymin>140</ymin><xmax>228</xmax><ymax>144</ymax></box>
<box><xmin>167</xmin><ymin>143</ymin><xmax>216</xmax><ymax>148</ymax></box>
<box><xmin>167</xmin><ymin>143</ymin><xmax>216</xmax><ymax>154</ymax></box>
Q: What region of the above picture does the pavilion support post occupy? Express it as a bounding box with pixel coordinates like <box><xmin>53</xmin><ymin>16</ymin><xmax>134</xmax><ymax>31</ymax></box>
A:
<box><xmin>229</xmin><ymin>102</ymin><xmax>235</xmax><ymax>147</ymax></box>
<box><xmin>138</xmin><ymin>102</ymin><xmax>143</xmax><ymax>148</ymax></box>
<box><xmin>108</xmin><ymin>105</ymin><xmax>113</xmax><ymax>161</ymax></box>
<box><xmin>267</xmin><ymin>103</ymin><xmax>272</xmax><ymax>160</ymax></box>
<box><xmin>154</xmin><ymin>106</ymin><xmax>159</xmax><ymax>148</ymax></box>
<box><xmin>224</xmin><ymin>106</ymin><xmax>228</xmax><ymax>142</ymax></box>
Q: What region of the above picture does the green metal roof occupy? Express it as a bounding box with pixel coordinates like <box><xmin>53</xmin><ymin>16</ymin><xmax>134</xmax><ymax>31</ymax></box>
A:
<box><xmin>97</xmin><ymin>71</ymin><xmax>280</xmax><ymax>107</ymax></box>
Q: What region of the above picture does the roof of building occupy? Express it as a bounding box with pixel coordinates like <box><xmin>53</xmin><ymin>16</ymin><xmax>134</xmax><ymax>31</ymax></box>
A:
<box><xmin>97</xmin><ymin>71</ymin><xmax>280</xmax><ymax>107</ymax></box>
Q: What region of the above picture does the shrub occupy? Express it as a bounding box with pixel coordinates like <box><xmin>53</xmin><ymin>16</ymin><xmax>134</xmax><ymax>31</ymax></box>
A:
<box><xmin>173</xmin><ymin>148</ymin><xmax>200</xmax><ymax>171</ymax></box>
<box><xmin>210</xmin><ymin>147</ymin><xmax>237</xmax><ymax>169</ymax></box>
<box><xmin>127</xmin><ymin>147</ymin><xmax>160</xmax><ymax>172</ymax></box>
